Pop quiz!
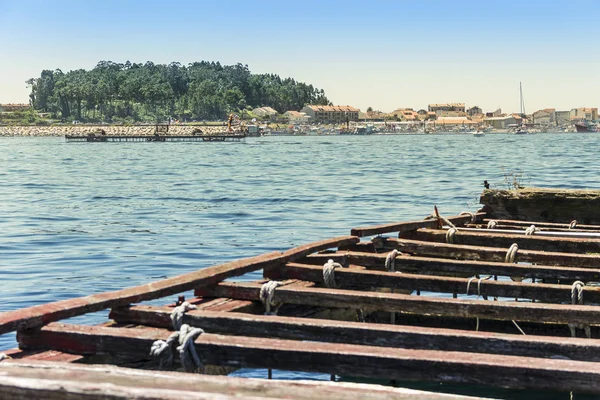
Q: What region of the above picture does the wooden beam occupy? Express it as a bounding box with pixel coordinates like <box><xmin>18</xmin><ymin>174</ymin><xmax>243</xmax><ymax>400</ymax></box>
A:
<box><xmin>402</xmin><ymin>229</ymin><xmax>600</xmax><ymax>253</ymax></box>
<box><xmin>265</xmin><ymin>262</ymin><xmax>600</xmax><ymax>304</ymax></box>
<box><xmin>0</xmin><ymin>361</ymin><xmax>490</xmax><ymax>400</ymax></box>
<box><xmin>197</xmin><ymin>282</ymin><xmax>600</xmax><ymax>326</ymax></box>
<box><xmin>110</xmin><ymin>307</ymin><xmax>600</xmax><ymax>362</ymax></box>
<box><xmin>467</xmin><ymin>223</ymin><xmax>600</xmax><ymax>234</ymax></box>
<box><xmin>350</xmin><ymin>213</ymin><xmax>485</xmax><ymax>237</ymax></box>
<box><xmin>483</xmin><ymin>218</ymin><xmax>600</xmax><ymax>230</ymax></box>
<box><xmin>16</xmin><ymin>323</ymin><xmax>600</xmax><ymax>394</ymax></box>
<box><xmin>301</xmin><ymin>251</ymin><xmax>600</xmax><ymax>281</ymax></box>
<box><xmin>0</xmin><ymin>236</ymin><xmax>358</xmax><ymax>335</ymax></box>
<box><xmin>378</xmin><ymin>238</ymin><xmax>600</xmax><ymax>267</ymax></box>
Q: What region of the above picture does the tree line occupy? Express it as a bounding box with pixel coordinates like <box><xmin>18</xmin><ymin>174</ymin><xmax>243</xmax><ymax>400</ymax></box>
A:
<box><xmin>26</xmin><ymin>61</ymin><xmax>330</xmax><ymax>122</ymax></box>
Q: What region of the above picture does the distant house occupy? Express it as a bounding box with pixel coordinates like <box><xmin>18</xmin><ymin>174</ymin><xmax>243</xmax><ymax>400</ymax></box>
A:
<box><xmin>570</xmin><ymin>107</ymin><xmax>598</xmax><ymax>121</ymax></box>
<box><xmin>428</xmin><ymin>103</ymin><xmax>465</xmax><ymax>116</ymax></box>
<box><xmin>435</xmin><ymin>117</ymin><xmax>475</xmax><ymax>126</ymax></box>
<box><xmin>484</xmin><ymin>116</ymin><xmax>517</xmax><ymax>129</ymax></box>
<box><xmin>0</xmin><ymin>103</ymin><xmax>29</xmax><ymax>112</ymax></box>
<box><xmin>284</xmin><ymin>111</ymin><xmax>311</xmax><ymax>124</ymax></box>
<box><xmin>252</xmin><ymin>107</ymin><xmax>278</xmax><ymax>118</ymax></box>
<box><xmin>301</xmin><ymin>105</ymin><xmax>359</xmax><ymax>123</ymax></box>
<box><xmin>532</xmin><ymin>108</ymin><xmax>556</xmax><ymax>125</ymax></box>
<box><xmin>555</xmin><ymin>110</ymin><xmax>571</xmax><ymax>125</ymax></box>
<box><xmin>485</xmin><ymin>108</ymin><xmax>503</xmax><ymax>118</ymax></box>
<box><xmin>467</xmin><ymin>106</ymin><xmax>482</xmax><ymax>116</ymax></box>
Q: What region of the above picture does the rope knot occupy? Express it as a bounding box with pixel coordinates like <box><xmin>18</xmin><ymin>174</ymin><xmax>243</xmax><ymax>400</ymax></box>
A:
<box><xmin>524</xmin><ymin>225</ymin><xmax>540</xmax><ymax>236</ymax></box>
<box><xmin>569</xmin><ymin>281</ymin><xmax>591</xmax><ymax>338</ymax></box>
<box><xmin>459</xmin><ymin>211</ymin><xmax>477</xmax><ymax>224</ymax></box>
<box><xmin>0</xmin><ymin>353</ymin><xmax>11</xmax><ymax>362</ymax></box>
<box><xmin>170</xmin><ymin>301</ymin><xmax>198</xmax><ymax>331</ymax></box>
<box><xmin>385</xmin><ymin>249</ymin><xmax>401</xmax><ymax>272</ymax></box>
<box><xmin>176</xmin><ymin>324</ymin><xmax>205</xmax><ymax>372</ymax></box>
<box><xmin>150</xmin><ymin>331</ymin><xmax>180</xmax><ymax>368</ymax></box>
<box><xmin>569</xmin><ymin>220</ymin><xmax>578</xmax><ymax>229</ymax></box>
<box><xmin>446</xmin><ymin>227</ymin><xmax>458</xmax><ymax>244</ymax></box>
<box><xmin>487</xmin><ymin>220</ymin><xmax>497</xmax><ymax>229</ymax></box>
<box><xmin>323</xmin><ymin>259</ymin><xmax>344</xmax><ymax>288</ymax></box>
<box><xmin>260</xmin><ymin>280</ymin><xmax>283</xmax><ymax>315</ymax></box>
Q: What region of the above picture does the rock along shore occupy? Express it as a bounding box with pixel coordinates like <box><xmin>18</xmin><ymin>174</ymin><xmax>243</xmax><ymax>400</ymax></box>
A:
<box><xmin>0</xmin><ymin>125</ymin><xmax>230</xmax><ymax>137</ymax></box>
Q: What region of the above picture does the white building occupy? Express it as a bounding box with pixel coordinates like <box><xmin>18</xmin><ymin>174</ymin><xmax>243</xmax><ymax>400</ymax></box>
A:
<box><xmin>484</xmin><ymin>116</ymin><xmax>517</xmax><ymax>129</ymax></box>
<box><xmin>301</xmin><ymin>105</ymin><xmax>359</xmax><ymax>123</ymax></box>
<box><xmin>284</xmin><ymin>111</ymin><xmax>311</xmax><ymax>124</ymax></box>
<box><xmin>252</xmin><ymin>107</ymin><xmax>278</xmax><ymax>118</ymax></box>
<box><xmin>532</xmin><ymin>108</ymin><xmax>555</xmax><ymax>126</ymax></box>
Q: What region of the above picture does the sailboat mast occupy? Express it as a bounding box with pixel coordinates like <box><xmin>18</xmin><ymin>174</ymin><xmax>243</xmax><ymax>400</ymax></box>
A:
<box><xmin>519</xmin><ymin>82</ymin><xmax>526</xmax><ymax>115</ymax></box>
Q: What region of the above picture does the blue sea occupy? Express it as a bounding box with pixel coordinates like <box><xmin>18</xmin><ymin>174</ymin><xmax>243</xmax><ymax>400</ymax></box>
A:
<box><xmin>1</xmin><ymin>133</ymin><xmax>599</xmax><ymax>398</ymax></box>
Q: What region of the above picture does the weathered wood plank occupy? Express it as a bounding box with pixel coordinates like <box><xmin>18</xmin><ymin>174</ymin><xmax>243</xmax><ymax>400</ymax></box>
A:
<box><xmin>110</xmin><ymin>307</ymin><xmax>600</xmax><ymax>362</ymax></box>
<box><xmin>301</xmin><ymin>251</ymin><xmax>600</xmax><ymax>281</ymax></box>
<box><xmin>197</xmin><ymin>282</ymin><xmax>600</xmax><ymax>326</ymax></box>
<box><xmin>378</xmin><ymin>238</ymin><xmax>600</xmax><ymax>267</ymax></box>
<box><xmin>350</xmin><ymin>213</ymin><xmax>485</xmax><ymax>237</ymax></box>
<box><xmin>402</xmin><ymin>228</ymin><xmax>600</xmax><ymax>253</ymax></box>
<box><xmin>0</xmin><ymin>236</ymin><xmax>358</xmax><ymax>335</ymax></box>
<box><xmin>265</xmin><ymin>262</ymin><xmax>600</xmax><ymax>303</ymax></box>
<box><xmin>16</xmin><ymin>323</ymin><xmax>600</xmax><ymax>394</ymax></box>
<box><xmin>468</xmin><ymin>223</ymin><xmax>600</xmax><ymax>234</ymax></box>
<box><xmin>482</xmin><ymin>218</ymin><xmax>600</xmax><ymax>230</ymax></box>
<box><xmin>0</xmin><ymin>361</ymin><xmax>484</xmax><ymax>400</ymax></box>
<box><xmin>0</xmin><ymin>348</ymin><xmax>84</xmax><ymax>363</ymax></box>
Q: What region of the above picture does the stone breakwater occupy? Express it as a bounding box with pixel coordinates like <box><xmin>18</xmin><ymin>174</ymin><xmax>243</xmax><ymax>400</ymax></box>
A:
<box><xmin>0</xmin><ymin>125</ymin><xmax>230</xmax><ymax>137</ymax></box>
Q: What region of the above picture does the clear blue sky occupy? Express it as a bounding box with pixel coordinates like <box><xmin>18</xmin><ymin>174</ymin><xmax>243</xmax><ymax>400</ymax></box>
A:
<box><xmin>1</xmin><ymin>0</ymin><xmax>598</xmax><ymax>113</ymax></box>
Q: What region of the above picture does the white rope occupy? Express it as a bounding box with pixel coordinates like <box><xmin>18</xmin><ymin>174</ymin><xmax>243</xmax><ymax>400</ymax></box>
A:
<box><xmin>150</xmin><ymin>331</ymin><xmax>179</xmax><ymax>368</ymax></box>
<box><xmin>505</xmin><ymin>243</ymin><xmax>519</xmax><ymax>263</ymax></box>
<box><xmin>0</xmin><ymin>353</ymin><xmax>11</xmax><ymax>361</ymax></box>
<box><xmin>569</xmin><ymin>220</ymin><xmax>578</xmax><ymax>229</ymax></box>
<box><xmin>460</xmin><ymin>211</ymin><xmax>477</xmax><ymax>224</ymax></box>
<box><xmin>487</xmin><ymin>220</ymin><xmax>498</xmax><ymax>229</ymax></box>
<box><xmin>384</xmin><ymin>250</ymin><xmax>400</xmax><ymax>272</ymax></box>
<box><xmin>260</xmin><ymin>280</ymin><xmax>283</xmax><ymax>315</ymax></box>
<box><xmin>465</xmin><ymin>275</ymin><xmax>492</xmax><ymax>331</ymax></box>
<box><xmin>569</xmin><ymin>281</ymin><xmax>591</xmax><ymax>338</ymax></box>
<box><xmin>524</xmin><ymin>225</ymin><xmax>539</xmax><ymax>236</ymax></box>
<box><xmin>441</xmin><ymin>217</ymin><xmax>457</xmax><ymax>230</ymax></box>
<box><xmin>446</xmin><ymin>227</ymin><xmax>458</xmax><ymax>244</ymax></box>
<box><xmin>323</xmin><ymin>259</ymin><xmax>344</xmax><ymax>288</ymax></box>
<box><xmin>170</xmin><ymin>301</ymin><xmax>198</xmax><ymax>331</ymax></box>
<box><xmin>176</xmin><ymin>324</ymin><xmax>204</xmax><ymax>372</ymax></box>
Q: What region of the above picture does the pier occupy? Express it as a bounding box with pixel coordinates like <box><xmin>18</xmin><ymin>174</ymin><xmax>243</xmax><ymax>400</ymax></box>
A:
<box><xmin>65</xmin><ymin>134</ymin><xmax>247</xmax><ymax>143</ymax></box>
<box><xmin>4</xmin><ymin>193</ymin><xmax>600</xmax><ymax>397</ymax></box>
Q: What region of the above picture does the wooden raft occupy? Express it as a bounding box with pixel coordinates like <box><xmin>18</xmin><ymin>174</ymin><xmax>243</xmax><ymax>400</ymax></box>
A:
<box><xmin>4</xmin><ymin>211</ymin><xmax>600</xmax><ymax>398</ymax></box>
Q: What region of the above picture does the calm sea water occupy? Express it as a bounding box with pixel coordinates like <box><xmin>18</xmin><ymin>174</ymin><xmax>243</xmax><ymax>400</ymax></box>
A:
<box><xmin>1</xmin><ymin>133</ymin><xmax>599</xmax><ymax>397</ymax></box>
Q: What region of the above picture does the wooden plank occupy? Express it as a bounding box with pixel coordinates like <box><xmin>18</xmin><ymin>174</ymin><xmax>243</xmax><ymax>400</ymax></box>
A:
<box><xmin>350</xmin><ymin>213</ymin><xmax>485</xmax><ymax>237</ymax></box>
<box><xmin>402</xmin><ymin>228</ymin><xmax>600</xmax><ymax>253</ymax></box>
<box><xmin>16</xmin><ymin>323</ymin><xmax>600</xmax><ymax>394</ymax></box>
<box><xmin>0</xmin><ymin>361</ymin><xmax>483</xmax><ymax>400</ymax></box>
<box><xmin>301</xmin><ymin>251</ymin><xmax>600</xmax><ymax>281</ymax></box>
<box><xmin>378</xmin><ymin>238</ymin><xmax>600</xmax><ymax>267</ymax></box>
<box><xmin>197</xmin><ymin>282</ymin><xmax>600</xmax><ymax>326</ymax></box>
<box><xmin>482</xmin><ymin>218</ymin><xmax>600</xmax><ymax>230</ymax></box>
<box><xmin>265</xmin><ymin>262</ymin><xmax>600</xmax><ymax>304</ymax></box>
<box><xmin>0</xmin><ymin>236</ymin><xmax>358</xmax><ymax>335</ymax></box>
<box><xmin>0</xmin><ymin>348</ymin><xmax>83</xmax><ymax>363</ymax></box>
<box><xmin>110</xmin><ymin>307</ymin><xmax>600</xmax><ymax>362</ymax></box>
<box><xmin>467</xmin><ymin>223</ymin><xmax>600</xmax><ymax>234</ymax></box>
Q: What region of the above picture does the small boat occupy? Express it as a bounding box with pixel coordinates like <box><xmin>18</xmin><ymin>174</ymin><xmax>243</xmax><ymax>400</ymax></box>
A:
<box><xmin>575</xmin><ymin>122</ymin><xmax>598</xmax><ymax>132</ymax></box>
<box><xmin>514</xmin><ymin>126</ymin><xmax>528</xmax><ymax>134</ymax></box>
<box><xmin>471</xmin><ymin>129</ymin><xmax>485</xmax><ymax>137</ymax></box>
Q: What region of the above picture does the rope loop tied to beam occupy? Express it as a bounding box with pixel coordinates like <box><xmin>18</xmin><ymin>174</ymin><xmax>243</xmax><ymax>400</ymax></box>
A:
<box><xmin>150</xmin><ymin>325</ymin><xmax>205</xmax><ymax>371</ymax></box>
<box><xmin>505</xmin><ymin>243</ymin><xmax>519</xmax><ymax>263</ymax></box>
<box><xmin>487</xmin><ymin>220</ymin><xmax>498</xmax><ymax>229</ymax></box>
<box><xmin>524</xmin><ymin>225</ymin><xmax>540</xmax><ymax>236</ymax></box>
<box><xmin>569</xmin><ymin>281</ymin><xmax>591</xmax><ymax>339</ymax></box>
<box><xmin>0</xmin><ymin>353</ymin><xmax>11</xmax><ymax>362</ymax></box>
<box><xmin>323</xmin><ymin>259</ymin><xmax>344</xmax><ymax>288</ymax></box>
<box><xmin>459</xmin><ymin>211</ymin><xmax>477</xmax><ymax>224</ymax></box>
<box><xmin>569</xmin><ymin>220</ymin><xmax>578</xmax><ymax>229</ymax></box>
<box><xmin>260</xmin><ymin>280</ymin><xmax>283</xmax><ymax>315</ymax></box>
<box><xmin>446</xmin><ymin>228</ymin><xmax>458</xmax><ymax>244</ymax></box>
<box><xmin>384</xmin><ymin>249</ymin><xmax>401</xmax><ymax>272</ymax></box>
<box><xmin>170</xmin><ymin>301</ymin><xmax>198</xmax><ymax>331</ymax></box>
<box><xmin>176</xmin><ymin>324</ymin><xmax>205</xmax><ymax>372</ymax></box>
